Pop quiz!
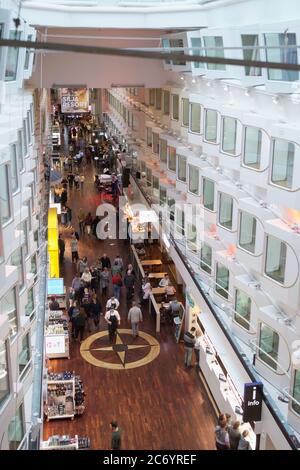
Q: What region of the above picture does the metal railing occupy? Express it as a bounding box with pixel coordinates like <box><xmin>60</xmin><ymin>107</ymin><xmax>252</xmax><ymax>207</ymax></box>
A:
<box><xmin>127</xmin><ymin>168</ymin><xmax>298</xmax><ymax>450</ymax></box>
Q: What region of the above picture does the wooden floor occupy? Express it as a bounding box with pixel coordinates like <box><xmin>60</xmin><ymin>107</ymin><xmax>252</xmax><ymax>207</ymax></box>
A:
<box><xmin>43</xmin><ymin>149</ymin><xmax>217</xmax><ymax>450</ymax></box>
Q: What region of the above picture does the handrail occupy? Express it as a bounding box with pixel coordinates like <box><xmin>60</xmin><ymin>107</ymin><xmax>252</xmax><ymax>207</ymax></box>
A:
<box><xmin>170</xmin><ymin>234</ymin><xmax>297</xmax><ymax>449</ymax></box>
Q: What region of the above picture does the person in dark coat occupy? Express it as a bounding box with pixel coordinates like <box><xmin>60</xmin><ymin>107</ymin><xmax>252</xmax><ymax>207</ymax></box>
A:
<box><xmin>90</xmin><ymin>296</ymin><xmax>102</xmax><ymax>329</ymax></box>
<box><xmin>100</xmin><ymin>253</ymin><xmax>111</xmax><ymax>269</ymax></box>
<box><xmin>110</xmin><ymin>421</ymin><xmax>122</xmax><ymax>450</ymax></box>
<box><xmin>60</xmin><ymin>187</ymin><xmax>68</xmax><ymax>205</ymax></box>
<box><xmin>68</xmin><ymin>300</ymin><xmax>79</xmax><ymax>338</ymax></box>
<box><xmin>58</xmin><ymin>234</ymin><xmax>65</xmax><ymax>262</ymax></box>
<box><xmin>124</xmin><ymin>270</ymin><xmax>135</xmax><ymax>301</ymax></box>
<box><xmin>74</xmin><ymin>307</ymin><xmax>86</xmax><ymax>342</ymax></box>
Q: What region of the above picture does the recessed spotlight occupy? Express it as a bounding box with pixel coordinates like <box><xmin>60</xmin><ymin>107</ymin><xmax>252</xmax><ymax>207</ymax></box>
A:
<box><xmin>180</xmin><ymin>75</ymin><xmax>184</xmax><ymax>80</ymax></box>
<box><xmin>192</xmin><ymin>78</ymin><xmax>196</xmax><ymax>84</ymax></box>
<box><xmin>272</xmin><ymin>96</ymin><xmax>279</xmax><ymax>104</ymax></box>
<box><xmin>223</xmin><ymin>84</ymin><xmax>229</xmax><ymax>92</ymax></box>
<box><xmin>245</xmin><ymin>88</ymin><xmax>250</xmax><ymax>97</ymax></box>
<box><xmin>206</xmin><ymin>81</ymin><xmax>211</xmax><ymax>87</ymax></box>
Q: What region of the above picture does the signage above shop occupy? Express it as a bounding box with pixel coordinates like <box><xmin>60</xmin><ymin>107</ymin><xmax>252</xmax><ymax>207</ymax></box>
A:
<box><xmin>243</xmin><ymin>382</ymin><xmax>263</xmax><ymax>422</ymax></box>
<box><xmin>60</xmin><ymin>88</ymin><xmax>89</xmax><ymax>114</ymax></box>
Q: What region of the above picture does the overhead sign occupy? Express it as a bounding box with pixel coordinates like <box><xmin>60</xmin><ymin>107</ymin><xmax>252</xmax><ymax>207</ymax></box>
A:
<box><xmin>243</xmin><ymin>382</ymin><xmax>263</xmax><ymax>422</ymax></box>
<box><xmin>60</xmin><ymin>88</ymin><xmax>89</xmax><ymax>113</ymax></box>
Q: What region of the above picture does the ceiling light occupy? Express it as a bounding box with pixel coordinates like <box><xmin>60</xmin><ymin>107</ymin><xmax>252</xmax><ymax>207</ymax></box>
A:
<box><xmin>180</xmin><ymin>75</ymin><xmax>184</xmax><ymax>80</ymax></box>
<box><xmin>223</xmin><ymin>84</ymin><xmax>229</xmax><ymax>92</ymax></box>
<box><xmin>206</xmin><ymin>81</ymin><xmax>211</xmax><ymax>87</ymax></box>
<box><xmin>244</xmin><ymin>88</ymin><xmax>250</xmax><ymax>97</ymax></box>
<box><xmin>272</xmin><ymin>96</ymin><xmax>279</xmax><ymax>104</ymax></box>
<box><xmin>192</xmin><ymin>78</ymin><xmax>196</xmax><ymax>84</ymax></box>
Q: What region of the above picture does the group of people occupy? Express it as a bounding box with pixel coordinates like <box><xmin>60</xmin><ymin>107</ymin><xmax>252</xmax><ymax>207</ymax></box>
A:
<box><xmin>140</xmin><ymin>274</ymin><xmax>176</xmax><ymax>304</ymax></box>
<box><xmin>63</xmin><ymin>253</ymin><xmax>143</xmax><ymax>342</ymax></box>
<box><xmin>183</xmin><ymin>327</ymin><xmax>202</xmax><ymax>368</ymax></box>
<box><xmin>215</xmin><ymin>413</ymin><xmax>251</xmax><ymax>450</ymax></box>
<box><xmin>69</xmin><ymin>252</ymin><xmax>138</xmax><ymax>304</ymax></box>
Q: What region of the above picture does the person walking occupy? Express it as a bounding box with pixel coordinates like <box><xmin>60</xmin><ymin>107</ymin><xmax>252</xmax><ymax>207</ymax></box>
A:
<box><xmin>105</xmin><ymin>306</ymin><xmax>120</xmax><ymax>343</ymax></box>
<box><xmin>80</xmin><ymin>174</ymin><xmax>85</xmax><ymax>190</ymax></box>
<box><xmin>100</xmin><ymin>253</ymin><xmax>111</xmax><ymax>269</ymax></box>
<box><xmin>61</xmin><ymin>205</ymin><xmax>68</xmax><ymax>227</ymax></box>
<box><xmin>74</xmin><ymin>173</ymin><xmax>80</xmax><ymax>190</ymax></box>
<box><xmin>60</xmin><ymin>187</ymin><xmax>68</xmax><ymax>206</ymax></box>
<box><xmin>127</xmin><ymin>301</ymin><xmax>143</xmax><ymax>337</ymax></box>
<box><xmin>64</xmin><ymin>205</ymin><xmax>72</xmax><ymax>228</ymax></box>
<box><xmin>58</xmin><ymin>234</ymin><xmax>65</xmax><ymax>262</ymax></box>
<box><xmin>106</xmin><ymin>296</ymin><xmax>120</xmax><ymax>310</ymax></box>
<box><xmin>124</xmin><ymin>270</ymin><xmax>135</xmax><ymax>302</ymax></box>
<box><xmin>90</xmin><ymin>295</ymin><xmax>102</xmax><ymax>330</ymax></box>
<box><xmin>215</xmin><ymin>414</ymin><xmax>230</xmax><ymax>450</ymax></box>
<box><xmin>112</xmin><ymin>272</ymin><xmax>122</xmax><ymax>301</ymax></box>
<box><xmin>67</xmin><ymin>172</ymin><xmax>74</xmax><ymax>189</ymax></box>
<box><xmin>111</xmin><ymin>260</ymin><xmax>122</xmax><ymax>277</ymax></box>
<box><xmin>74</xmin><ymin>306</ymin><xmax>86</xmax><ymax>342</ymax></box>
<box><xmin>72</xmin><ymin>274</ymin><xmax>82</xmax><ymax>301</ymax></box>
<box><xmin>68</xmin><ymin>300</ymin><xmax>79</xmax><ymax>338</ymax></box>
<box><xmin>113</xmin><ymin>255</ymin><xmax>123</xmax><ymax>272</ymax></box>
<box><xmin>194</xmin><ymin>330</ymin><xmax>202</xmax><ymax>366</ymax></box>
<box><xmin>78</xmin><ymin>208</ymin><xmax>85</xmax><ymax>234</ymax></box>
<box><xmin>99</xmin><ymin>267</ymin><xmax>110</xmax><ymax>296</ymax></box>
<box><xmin>228</xmin><ymin>421</ymin><xmax>242</xmax><ymax>450</ymax></box>
<box><xmin>84</xmin><ymin>212</ymin><xmax>93</xmax><ymax>235</ymax></box>
<box><xmin>81</xmin><ymin>267</ymin><xmax>92</xmax><ymax>288</ymax></box>
<box><xmin>141</xmin><ymin>277</ymin><xmax>151</xmax><ymax>305</ymax></box>
<box><xmin>67</xmin><ymin>287</ymin><xmax>75</xmax><ymax>308</ymax></box>
<box><xmin>183</xmin><ymin>327</ymin><xmax>196</xmax><ymax>368</ymax></box>
<box><xmin>78</xmin><ymin>256</ymin><xmax>88</xmax><ymax>276</ymax></box>
<box><xmin>110</xmin><ymin>421</ymin><xmax>122</xmax><ymax>451</ymax></box>
<box><xmin>237</xmin><ymin>430</ymin><xmax>251</xmax><ymax>450</ymax></box>
<box><xmin>70</xmin><ymin>234</ymin><xmax>79</xmax><ymax>263</ymax></box>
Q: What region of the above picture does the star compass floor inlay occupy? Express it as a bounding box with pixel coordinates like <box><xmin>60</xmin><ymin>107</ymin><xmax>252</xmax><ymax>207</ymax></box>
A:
<box><xmin>80</xmin><ymin>329</ymin><xmax>160</xmax><ymax>370</ymax></box>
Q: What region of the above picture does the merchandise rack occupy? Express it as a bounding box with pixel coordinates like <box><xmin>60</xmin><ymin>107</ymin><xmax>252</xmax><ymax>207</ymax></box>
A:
<box><xmin>45</xmin><ymin>378</ymin><xmax>75</xmax><ymax>421</ymax></box>
<box><xmin>41</xmin><ymin>435</ymin><xmax>91</xmax><ymax>450</ymax></box>
<box><xmin>44</xmin><ymin>372</ymin><xmax>86</xmax><ymax>421</ymax></box>
<box><xmin>41</xmin><ymin>435</ymin><xmax>78</xmax><ymax>450</ymax></box>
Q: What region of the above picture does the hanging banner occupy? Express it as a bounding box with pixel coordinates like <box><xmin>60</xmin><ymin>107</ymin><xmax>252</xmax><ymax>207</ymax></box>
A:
<box><xmin>60</xmin><ymin>88</ymin><xmax>89</xmax><ymax>113</ymax></box>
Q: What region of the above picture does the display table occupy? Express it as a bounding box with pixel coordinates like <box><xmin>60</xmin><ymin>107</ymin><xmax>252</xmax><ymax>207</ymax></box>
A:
<box><xmin>141</xmin><ymin>259</ymin><xmax>162</xmax><ymax>267</ymax></box>
<box><xmin>41</xmin><ymin>435</ymin><xmax>90</xmax><ymax>450</ymax></box>
<box><xmin>151</xmin><ymin>286</ymin><xmax>176</xmax><ymax>296</ymax></box>
<box><xmin>41</xmin><ymin>435</ymin><xmax>78</xmax><ymax>450</ymax></box>
<box><xmin>148</xmin><ymin>272</ymin><xmax>168</xmax><ymax>279</ymax></box>
<box><xmin>45</xmin><ymin>372</ymin><xmax>86</xmax><ymax>422</ymax></box>
<box><xmin>46</xmin><ymin>378</ymin><xmax>75</xmax><ymax>421</ymax></box>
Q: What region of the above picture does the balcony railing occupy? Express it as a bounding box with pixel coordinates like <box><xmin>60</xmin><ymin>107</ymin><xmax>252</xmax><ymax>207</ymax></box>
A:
<box><xmin>129</xmin><ymin>168</ymin><xmax>299</xmax><ymax>450</ymax></box>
